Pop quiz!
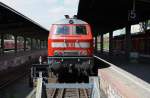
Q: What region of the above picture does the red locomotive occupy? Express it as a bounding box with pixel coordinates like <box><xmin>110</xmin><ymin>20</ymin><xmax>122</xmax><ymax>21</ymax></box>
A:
<box><xmin>48</xmin><ymin>15</ymin><xmax>94</xmax><ymax>75</ymax></box>
<box><xmin>29</xmin><ymin>16</ymin><xmax>94</xmax><ymax>86</ymax></box>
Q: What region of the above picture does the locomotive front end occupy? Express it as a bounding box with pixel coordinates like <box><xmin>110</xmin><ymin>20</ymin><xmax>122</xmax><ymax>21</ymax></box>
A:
<box><xmin>48</xmin><ymin>17</ymin><xmax>94</xmax><ymax>75</ymax></box>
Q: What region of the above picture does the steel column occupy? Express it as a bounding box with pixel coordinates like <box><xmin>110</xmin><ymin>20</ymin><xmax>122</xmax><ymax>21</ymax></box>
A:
<box><xmin>144</xmin><ymin>20</ymin><xmax>148</xmax><ymax>54</ymax></box>
<box><xmin>125</xmin><ymin>25</ymin><xmax>131</xmax><ymax>60</ymax></box>
<box><xmin>39</xmin><ymin>40</ymin><xmax>41</xmax><ymax>49</ymax></box>
<box><xmin>100</xmin><ymin>34</ymin><xmax>103</xmax><ymax>53</ymax></box>
<box><xmin>14</xmin><ymin>35</ymin><xmax>17</xmax><ymax>53</ymax></box>
<box><xmin>31</xmin><ymin>38</ymin><xmax>33</xmax><ymax>50</ymax></box>
<box><xmin>109</xmin><ymin>31</ymin><xmax>113</xmax><ymax>57</ymax></box>
<box><xmin>36</xmin><ymin>39</ymin><xmax>38</xmax><ymax>49</ymax></box>
<box><xmin>95</xmin><ymin>36</ymin><xmax>97</xmax><ymax>53</ymax></box>
<box><xmin>1</xmin><ymin>33</ymin><xmax>4</xmax><ymax>55</ymax></box>
<box><xmin>24</xmin><ymin>37</ymin><xmax>26</xmax><ymax>51</ymax></box>
<box><xmin>44</xmin><ymin>40</ymin><xmax>46</xmax><ymax>48</ymax></box>
<box><xmin>46</xmin><ymin>40</ymin><xmax>48</xmax><ymax>48</ymax></box>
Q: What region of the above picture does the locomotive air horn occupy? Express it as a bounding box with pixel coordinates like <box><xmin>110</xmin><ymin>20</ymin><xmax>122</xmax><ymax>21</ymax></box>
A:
<box><xmin>64</xmin><ymin>15</ymin><xmax>70</xmax><ymax>19</ymax></box>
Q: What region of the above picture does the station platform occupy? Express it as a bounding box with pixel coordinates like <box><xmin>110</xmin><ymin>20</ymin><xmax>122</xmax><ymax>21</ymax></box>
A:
<box><xmin>95</xmin><ymin>55</ymin><xmax>150</xmax><ymax>98</ymax></box>
<box><xmin>0</xmin><ymin>49</ymin><xmax>47</xmax><ymax>90</ymax></box>
<box><xmin>0</xmin><ymin>49</ymin><xmax>47</xmax><ymax>72</ymax></box>
<box><xmin>97</xmin><ymin>51</ymin><xmax>150</xmax><ymax>83</ymax></box>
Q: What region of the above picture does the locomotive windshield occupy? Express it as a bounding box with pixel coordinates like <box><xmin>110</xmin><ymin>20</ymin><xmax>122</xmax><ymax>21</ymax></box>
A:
<box><xmin>55</xmin><ymin>25</ymin><xmax>70</xmax><ymax>35</ymax></box>
<box><xmin>54</xmin><ymin>25</ymin><xmax>87</xmax><ymax>35</ymax></box>
<box><xmin>73</xmin><ymin>25</ymin><xmax>86</xmax><ymax>35</ymax></box>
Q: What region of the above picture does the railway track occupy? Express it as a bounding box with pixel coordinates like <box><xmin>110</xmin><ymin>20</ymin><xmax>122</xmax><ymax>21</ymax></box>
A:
<box><xmin>46</xmin><ymin>88</ymin><xmax>91</xmax><ymax>98</ymax></box>
<box><xmin>0</xmin><ymin>72</ymin><xmax>27</xmax><ymax>89</ymax></box>
<box><xmin>0</xmin><ymin>64</ymin><xmax>30</xmax><ymax>89</ymax></box>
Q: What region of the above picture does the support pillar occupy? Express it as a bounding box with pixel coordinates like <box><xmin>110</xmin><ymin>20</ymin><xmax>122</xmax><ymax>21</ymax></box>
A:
<box><xmin>39</xmin><ymin>40</ymin><xmax>42</xmax><ymax>49</ymax></box>
<box><xmin>38</xmin><ymin>39</ymin><xmax>40</xmax><ymax>49</ymax></box>
<box><xmin>43</xmin><ymin>40</ymin><xmax>46</xmax><ymax>49</ymax></box>
<box><xmin>95</xmin><ymin>36</ymin><xmax>97</xmax><ymax>53</ymax></box>
<box><xmin>144</xmin><ymin>20</ymin><xmax>148</xmax><ymax>54</ymax></box>
<box><xmin>14</xmin><ymin>35</ymin><xmax>17</xmax><ymax>53</ymax></box>
<box><xmin>40</xmin><ymin>40</ymin><xmax>43</xmax><ymax>49</ymax></box>
<box><xmin>31</xmin><ymin>38</ymin><xmax>33</xmax><ymax>50</ymax></box>
<box><xmin>125</xmin><ymin>25</ymin><xmax>131</xmax><ymax>60</ymax></box>
<box><xmin>109</xmin><ymin>31</ymin><xmax>113</xmax><ymax>57</ymax></box>
<box><xmin>46</xmin><ymin>40</ymin><xmax>48</xmax><ymax>48</ymax></box>
<box><xmin>100</xmin><ymin>34</ymin><xmax>104</xmax><ymax>53</ymax></box>
<box><xmin>44</xmin><ymin>40</ymin><xmax>47</xmax><ymax>48</ymax></box>
<box><xmin>24</xmin><ymin>37</ymin><xmax>26</xmax><ymax>51</ymax></box>
<box><xmin>1</xmin><ymin>33</ymin><xmax>4</xmax><ymax>55</ymax></box>
<box><xmin>36</xmin><ymin>39</ymin><xmax>38</xmax><ymax>49</ymax></box>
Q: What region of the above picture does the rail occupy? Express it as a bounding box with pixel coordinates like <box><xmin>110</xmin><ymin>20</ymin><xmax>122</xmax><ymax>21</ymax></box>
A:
<box><xmin>26</xmin><ymin>76</ymin><xmax>101</xmax><ymax>98</ymax></box>
<box><xmin>0</xmin><ymin>72</ymin><xmax>27</xmax><ymax>89</ymax></box>
<box><xmin>46</xmin><ymin>86</ymin><xmax>91</xmax><ymax>98</ymax></box>
<box><xmin>46</xmin><ymin>76</ymin><xmax>100</xmax><ymax>98</ymax></box>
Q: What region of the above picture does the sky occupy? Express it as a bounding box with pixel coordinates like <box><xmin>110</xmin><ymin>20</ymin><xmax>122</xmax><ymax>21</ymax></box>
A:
<box><xmin>0</xmin><ymin>0</ymin><xmax>79</xmax><ymax>30</ymax></box>
<box><xmin>0</xmin><ymin>0</ymin><xmax>142</xmax><ymax>35</ymax></box>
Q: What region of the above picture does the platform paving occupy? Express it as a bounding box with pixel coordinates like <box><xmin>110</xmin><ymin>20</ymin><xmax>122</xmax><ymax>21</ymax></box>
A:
<box><xmin>96</xmin><ymin>55</ymin><xmax>150</xmax><ymax>98</ymax></box>
<box><xmin>97</xmin><ymin>51</ymin><xmax>150</xmax><ymax>84</ymax></box>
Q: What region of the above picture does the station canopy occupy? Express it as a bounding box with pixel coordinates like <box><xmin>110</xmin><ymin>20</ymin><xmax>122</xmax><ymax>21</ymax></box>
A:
<box><xmin>0</xmin><ymin>2</ymin><xmax>49</xmax><ymax>39</ymax></box>
<box><xmin>77</xmin><ymin>0</ymin><xmax>150</xmax><ymax>35</ymax></box>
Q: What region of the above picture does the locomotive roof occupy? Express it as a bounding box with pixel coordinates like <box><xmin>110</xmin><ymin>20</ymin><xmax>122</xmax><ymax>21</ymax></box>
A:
<box><xmin>53</xmin><ymin>18</ymin><xmax>88</xmax><ymax>25</ymax></box>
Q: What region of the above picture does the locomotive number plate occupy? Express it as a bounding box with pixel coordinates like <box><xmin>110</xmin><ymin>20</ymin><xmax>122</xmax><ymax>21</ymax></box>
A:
<box><xmin>66</xmin><ymin>42</ymin><xmax>75</xmax><ymax>47</ymax></box>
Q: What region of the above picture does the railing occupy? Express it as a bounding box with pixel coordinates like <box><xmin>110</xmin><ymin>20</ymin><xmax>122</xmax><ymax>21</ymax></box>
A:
<box><xmin>26</xmin><ymin>88</ymin><xmax>36</xmax><ymax>98</ymax></box>
<box><xmin>90</xmin><ymin>77</ymin><xmax>101</xmax><ymax>98</ymax></box>
<box><xmin>26</xmin><ymin>72</ymin><xmax>43</xmax><ymax>98</ymax></box>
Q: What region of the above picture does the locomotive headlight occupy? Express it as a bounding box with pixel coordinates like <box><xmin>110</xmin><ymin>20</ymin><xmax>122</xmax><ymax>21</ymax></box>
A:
<box><xmin>54</xmin><ymin>51</ymin><xmax>63</xmax><ymax>56</ymax></box>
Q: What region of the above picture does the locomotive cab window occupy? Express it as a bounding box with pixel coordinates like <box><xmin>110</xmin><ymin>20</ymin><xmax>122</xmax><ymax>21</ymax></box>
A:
<box><xmin>53</xmin><ymin>25</ymin><xmax>87</xmax><ymax>35</ymax></box>
<box><xmin>55</xmin><ymin>25</ymin><xmax>70</xmax><ymax>35</ymax></box>
<box><xmin>73</xmin><ymin>25</ymin><xmax>87</xmax><ymax>35</ymax></box>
